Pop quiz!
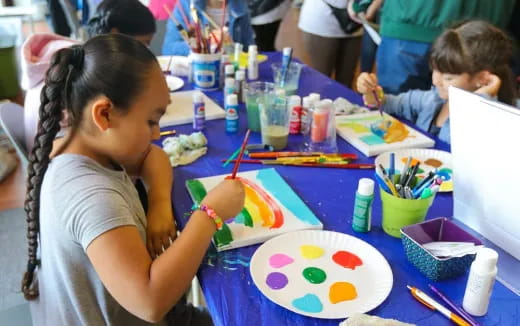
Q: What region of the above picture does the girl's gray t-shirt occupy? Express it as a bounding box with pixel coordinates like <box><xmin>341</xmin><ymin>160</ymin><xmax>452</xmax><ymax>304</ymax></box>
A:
<box><xmin>30</xmin><ymin>154</ymin><xmax>161</xmax><ymax>325</ymax></box>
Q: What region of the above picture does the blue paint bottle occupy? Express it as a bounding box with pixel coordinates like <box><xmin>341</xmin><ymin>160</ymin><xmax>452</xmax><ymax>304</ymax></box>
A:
<box><xmin>192</xmin><ymin>91</ymin><xmax>205</xmax><ymax>131</ymax></box>
<box><xmin>225</xmin><ymin>94</ymin><xmax>239</xmax><ymax>133</ymax></box>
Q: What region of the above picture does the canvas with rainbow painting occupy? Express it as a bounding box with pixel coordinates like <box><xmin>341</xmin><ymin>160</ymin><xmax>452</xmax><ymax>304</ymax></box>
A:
<box><xmin>336</xmin><ymin>111</ymin><xmax>435</xmax><ymax>157</ymax></box>
<box><xmin>186</xmin><ymin>168</ymin><xmax>323</xmax><ymax>251</ymax></box>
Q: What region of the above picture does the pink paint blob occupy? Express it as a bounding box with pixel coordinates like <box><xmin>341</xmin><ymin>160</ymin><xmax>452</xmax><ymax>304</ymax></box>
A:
<box><xmin>332</xmin><ymin>251</ymin><xmax>363</xmax><ymax>270</ymax></box>
<box><xmin>266</xmin><ymin>272</ymin><xmax>288</xmax><ymax>290</ymax></box>
<box><xmin>269</xmin><ymin>253</ymin><xmax>295</xmax><ymax>268</ymax></box>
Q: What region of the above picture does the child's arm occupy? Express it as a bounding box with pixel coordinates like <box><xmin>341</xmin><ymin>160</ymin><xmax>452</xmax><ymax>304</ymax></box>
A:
<box><xmin>357</xmin><ymin>72</ymin><xmax>426</xmax><ymax>121</ymax></box>
<box><xmin>140</xmin><ymin>145</ymin><xmax>177</xmax><ymax>258</ymax></box>
<box><xmin>475</xmin><ymin>73</ymin><xmax>501</xmax><ymax>98</ymax></box>
<box><xmin>86</xmin><ymin>179</ymin><xmax>244</xmax><ymax>323</ymax></box>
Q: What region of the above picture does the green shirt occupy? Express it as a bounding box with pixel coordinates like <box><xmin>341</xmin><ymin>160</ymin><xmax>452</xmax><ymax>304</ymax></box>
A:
<box><xmin>354</xmin><ymin>0</ymin><xmax>516</xmax><ymax>43</ymax></box>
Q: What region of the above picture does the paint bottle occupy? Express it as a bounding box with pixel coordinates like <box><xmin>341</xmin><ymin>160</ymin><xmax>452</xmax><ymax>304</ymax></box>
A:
<box><xmin>225</xmin><ymin>64</ymin><xmax>235</xmax><ymax>80</ymax></box>
<box><xmin>224</xmin><ymin>77</ymin><xmax>236</xmax><ymax>106</ymax></box>
<box><xmin>311</xmin><ymin>100</ymin><xmax>330</xmax><ymax>143</ymax></box>
<box><xmin>462</xmin><ymin>247</ymin><xmax>498</xmax><ymax>316</ymax></box>
<box><xmin>234</xmin><ymin>42</ymin><xmax>243</xmax><ymax>70</ymax></box>
<box><xmin>248</xmin><ymin>46</ymin><xmax>259</xmax><ymax>80</ymax></box>
<box><xmin>225</xmin><ymin>94</ymin><xmax>239</xmax><ymax>133</ymax></box>
<box><xmin>301</xmin><ymin>96</ymin><xmax>312</xmax><ymax>135</ymax></box>
<box><xmin>352</xmin><ymin>178</ymin><xmax>374</xmax><ymax>232</ymax></box>
<box><xmin>289</xmin><ymin>95</ymin><xmax>302</xmax><ymax>134</ymax></box>
<box><xmin>235</xmin><ymin>70</ymin><xmax>246</xmax><ymax>103</ymax></box>
<box><xmin>192</xmin><ymin>91</ymin><xmax>205</xmax><ymax>131</ymax></box>
<box><xmin>220</xmin><ymin>54</ymin><xmax>230</xmax><ymax>88</ymax></box>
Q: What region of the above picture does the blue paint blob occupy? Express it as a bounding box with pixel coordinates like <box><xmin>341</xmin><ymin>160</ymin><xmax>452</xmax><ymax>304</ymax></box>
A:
<box><xmin>437</xmin><ymin>168</ymin><xmax>452</xmax><ymax>181</ymax></box>
<box><xmin>256</xmin><ymin>169</ymin><xmax>321</xmax><ymax>225</ymax></box>
<box><xmin>292</xmin><ymin>293</ymin><xmax>323</xmax><ymax>313</ymax></box>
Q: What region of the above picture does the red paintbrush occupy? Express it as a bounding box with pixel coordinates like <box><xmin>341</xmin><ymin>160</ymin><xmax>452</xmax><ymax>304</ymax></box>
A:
<box><xmin>221</xmin><ymin>159</ymin><xmax>375</xmax><ymax>169</ymax></box>
<box><xmin>230</xmin><ymin>129</ymin><xmax>251</xmax><ymax>179</ymax></box>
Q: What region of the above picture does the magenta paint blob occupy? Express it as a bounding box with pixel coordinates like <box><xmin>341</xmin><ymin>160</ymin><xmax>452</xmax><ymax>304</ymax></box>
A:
<box><xmin>269</xmin><ymin>253</ymin><xmax>295</xmax><ymax>268</ymax></box>
<box><xmin>266</xmin><ymin>272</ymin><xmax>289</xmax><ymax>290</ymax></box>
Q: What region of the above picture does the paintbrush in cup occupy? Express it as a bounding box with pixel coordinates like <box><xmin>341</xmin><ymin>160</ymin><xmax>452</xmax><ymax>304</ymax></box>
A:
<box><xmin>230</xmin><ymin>129</ymin><xmax>251</xmax><ymax>179</ymax></box>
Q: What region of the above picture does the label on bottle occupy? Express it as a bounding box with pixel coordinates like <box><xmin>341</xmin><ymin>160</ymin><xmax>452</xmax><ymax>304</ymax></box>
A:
<box><xmin>193</xmin><ymin>102</ymin><xmax>205</xmax><ymax>131</ymax></box>
<box><xmin>192</xmin><ymin>60</ymin><xmax>220</xmax><ymax>90</ymax></box>
<box><xmin>225</xmin><ymin>105</ymin><xmax>239</xmax><ymax>133</ymax></box>
<box><xmin>352</xmin><ymin>193</ymin><xmax>373</xmax><ymax>232</ymax></box>
<box><xmin>289</xmin><ymin>106</ymin><xmax>302</xmax><ymax>134</ymax></box>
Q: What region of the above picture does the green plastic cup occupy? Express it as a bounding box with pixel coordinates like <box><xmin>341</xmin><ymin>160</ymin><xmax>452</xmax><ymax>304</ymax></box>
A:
<box><xmin>0</xmin><ymin>35</ymin><xmax>19</xmax><ymax>98</ymax></box>
<box><xmin>380</xmin><ymin>184</ymin><xmax>435</xmax><ymax>238</ymax></box>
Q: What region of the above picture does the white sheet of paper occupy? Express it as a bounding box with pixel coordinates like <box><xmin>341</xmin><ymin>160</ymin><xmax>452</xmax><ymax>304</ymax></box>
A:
<box><xmin>160</xmin><ymin>90</ymin><xmax>225</xmax><ymax>127</ymax></box>
<box><xmin>450</xmin><ymin>87</ymin><xmax>520</xmax><ymax>260</ymax></box>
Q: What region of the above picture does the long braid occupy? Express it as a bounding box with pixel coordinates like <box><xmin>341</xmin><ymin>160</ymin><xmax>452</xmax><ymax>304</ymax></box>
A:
<box><xmin>22</xmin><ymin>47</ymin><xmax>82</xmax><ymax>300</ymax></box>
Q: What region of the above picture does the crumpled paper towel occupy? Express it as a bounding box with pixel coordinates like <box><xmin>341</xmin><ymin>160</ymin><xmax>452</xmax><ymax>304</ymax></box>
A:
<box><xmin>339</xmin><ymin>313</ymin><xmax>415</xmax><ymax>326</ymax></box>
<box><xmin>162</xmin><ymin>132</ymin><xmax>208</xmax><ymax>167</ymax></box>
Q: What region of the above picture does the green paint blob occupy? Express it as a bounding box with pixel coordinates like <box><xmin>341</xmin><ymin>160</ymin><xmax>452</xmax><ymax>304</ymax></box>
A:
<box><xmin>186</xmin><ymin>179</ymin><xmax>234</xmax><ymax>247</ymax></box>
<box><xmin>302</xmin><ymin>267</ymin><xmax>327</xmax><ymax>284</ymax></box>
<box><xmin>240</xmin><ymin>208</ymin><xmax>253</xmax><ymax>227</ymax></box>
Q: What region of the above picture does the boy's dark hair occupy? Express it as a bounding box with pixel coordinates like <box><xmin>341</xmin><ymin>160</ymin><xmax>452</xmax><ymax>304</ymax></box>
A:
<box><xmin>87</xmin><ymin>0</ymin><xmax>156</xmax><ymax>38</ymax></box>
<box><xmin>430</xmin><ymin>20</ymin><xmax>517</xmax><ymax>105</ymax></box>
<box><xmin>21</xmin><ymin>34</ymin><xmax>157</xmax><ymax>300</ymax></box>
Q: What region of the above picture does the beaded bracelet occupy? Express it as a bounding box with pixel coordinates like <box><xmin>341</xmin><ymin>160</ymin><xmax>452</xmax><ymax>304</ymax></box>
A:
<box><xmin>191</xmin><ymin>203</ymin><xmax>224</xmax><ymax>230</ymax></box>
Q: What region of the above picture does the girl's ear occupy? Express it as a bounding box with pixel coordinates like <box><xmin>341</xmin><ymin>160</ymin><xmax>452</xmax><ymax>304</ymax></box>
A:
<box><xmin>90</xmin><ymin>97</ymin><xmax>113</xmax><ymax>132</ymax></box>
<box><xmin>473</xmin><ymin>70</ymin><xmax>491</xmax><ymax>88</ymax></box>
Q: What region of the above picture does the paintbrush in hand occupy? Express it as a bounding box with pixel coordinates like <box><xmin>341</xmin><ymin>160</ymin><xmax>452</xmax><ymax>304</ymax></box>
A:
<box><xmin>230</xmin><ymin>129</ymin><xmax>251</xmax><ymax>179</ymax></box>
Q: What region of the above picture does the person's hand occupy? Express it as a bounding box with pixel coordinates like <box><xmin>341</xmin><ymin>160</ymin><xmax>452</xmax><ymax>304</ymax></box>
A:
<box><xmin>357</xmin><ymin>72</ymin><xmax>379</xmax><ymax>94</ymax></box>
<box><xmin>347</xmin><ymin>0</ymin><xmax>362</xmax><ymax>24</ymax></box>
<box><xmin>146</xmin><ymin>202</ymin><xmax>177</xmax><ymax>258</ymax></box>
<box><xmin>201</xmin><ymin>179</ymin><xmax>245</xmax><ymax>222</ymax></box>
<box><xmin>475</xmin><ymin>72</ymin><xmax>501</xmax><ymax>98</ymax></box>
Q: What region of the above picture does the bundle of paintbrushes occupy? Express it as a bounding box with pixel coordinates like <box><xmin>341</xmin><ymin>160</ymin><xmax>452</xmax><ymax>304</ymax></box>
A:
<box><xmin>222</xmin><ymin>151</ymin><xmax>375</xmax><ymax>169</ymax></box>
<box><xmin>163</xmin><ymin>1</ymin><xmax>231</xmax><ymax>54</ymax></box>
<box><xmin>375</xmin><ymin>153</ymin><xmax>443</xmax><ymax>199</ymax></box>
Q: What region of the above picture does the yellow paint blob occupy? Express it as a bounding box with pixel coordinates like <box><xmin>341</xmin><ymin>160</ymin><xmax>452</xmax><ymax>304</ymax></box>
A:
<box><xmin>300</xmin><ymin>245</ymin><xmax>325</xmax><ymax>259</ymax></box>
<box><xmin>329</xmin><ymin>282</ymin><xmax>358</xmax><ymax>304</ymax></box>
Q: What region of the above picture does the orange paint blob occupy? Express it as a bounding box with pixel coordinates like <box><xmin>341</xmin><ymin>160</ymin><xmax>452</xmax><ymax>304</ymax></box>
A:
<box><xmin>378</xmin><ymin>120</ymin><xmax>409</xmax><ymax>143</ymax></box>
<box><xmin>332</xmin><ymin>251</ymin><xmax>363</xmax><ymax>270</ymax></box>
<box><xmin>329</xmin><ymin>282</ymin><xmax>358</xmax><ymax>304</ymax></box>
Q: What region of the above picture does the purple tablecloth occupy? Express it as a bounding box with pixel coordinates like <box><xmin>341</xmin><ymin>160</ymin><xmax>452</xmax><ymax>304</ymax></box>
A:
<box><xmin>161</xmin><ymin>52</ymin><xmax>519</xmax><ymax>325</ymax></box>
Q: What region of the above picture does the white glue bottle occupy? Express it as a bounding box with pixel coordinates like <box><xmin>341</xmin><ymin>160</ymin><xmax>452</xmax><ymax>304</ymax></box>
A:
<box><xmin>462</xmin><ymin>247</ymin><xmax>498</xmax><ymax>316</ymax></box>
<box><xmin>352</xmin><ymin>178</ymin><xmax>374</xmax><ymax>232</ymax></box>
<box><xmin>248</xmin><ymin>46</ymin><xmax>258</xmax><ymax>80</ymax></box>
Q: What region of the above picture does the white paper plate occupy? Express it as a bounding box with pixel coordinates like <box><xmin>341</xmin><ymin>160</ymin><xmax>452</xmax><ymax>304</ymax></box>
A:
<box><xmin>375</xmin><ymin>148</ymin><xmax>453</xmax><ymax>192</ymax></box>
<box><xmin>250</xmin><ymin>230</ymin><xmax>393</xmax><ymax>319</ymax></box>
<box><xmin>166</xmin><ymin>75</ymin><xmax>185</xmax><ymax>92</ymax></box>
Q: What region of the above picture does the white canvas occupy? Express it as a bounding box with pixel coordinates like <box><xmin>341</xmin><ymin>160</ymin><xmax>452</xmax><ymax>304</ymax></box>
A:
<box><xmin>186</xmin><ymin>169</ymin><xmax>323</xmax><ymax>251</ymax></box>
<box><xmin>160</xmin><ymin>90</ymin><xmax>225</xmax><ymax>127</ymax></box>
<box><xmin>335</xmin><ymin>112</ymin><xmax>435</xmax><ymax>157</ymax></box>
<box><xmin>450</xmin><ymin>87</ymin><xmax>520</xmax><ymax>260</ymax></box>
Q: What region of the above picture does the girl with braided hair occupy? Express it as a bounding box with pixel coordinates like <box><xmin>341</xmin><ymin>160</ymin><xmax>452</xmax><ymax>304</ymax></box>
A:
<box><xmin>23</xmin><ymin>34</ymin><xmax>244</xmax><ymax>325</ymax></box>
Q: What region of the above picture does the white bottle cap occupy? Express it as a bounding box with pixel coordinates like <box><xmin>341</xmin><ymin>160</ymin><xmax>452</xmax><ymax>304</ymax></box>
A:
<box><xmin>473</xmin><ymin>247</ymin><xmax>498</xmax><ymax>272</ymax></box>
<box><xmin>225</xmin><ymin>77</ymin><xmax>235</xmax><ymax>87</ymax></box>
<box><xmin>309</xmin><ymin>93</ymin><xmax>321</xmax><ymax>102</ymax></box>
<box><xmin>357</xmin><ymin>178</ymin><xmax>375</xmax><ymax>196</ymax></box>
<box><xmin>288</xmin><ymin>95</ymin><xmax>301</xmax><ymax>107</ymax></box>
<box><xmin>192</xmin><ymin>91</ymin><xmax>204</xmax><ymax>103</ymax></box>
<box><xmin>235</xmin><ymin>43</ymin><xmax>243</xmax><ymax>51</ymax></box>
<box><xmin>248</xmin><ymin>45</ymin><xmax>258</xmax><ymax>54</ymax></box>
<box><xmin>316</xmin><ymin>99</ymin><xmax>333</xmax><ymax>111</ymax></box>
<box><xmin>235</xmin><ymin>70</ymin><xmax>245</xmax><ymax>81</ymax></box>
<box><xmin>283</xmin><ymin>47</ymin><xmax>292</xmax><ymax>56</ymax></box>
<box><xmin>225</xmin><ymin>64</ymin><xmax>235</xmax><ymax>75</ymax></box>
<box><xmin>302</xmin><ymin>96</ymin><xmax>312</xmax><ymax>109</ymax></box>
<box><xmin>226</xmin><ymin>93</ymin><xmax>238</xmax><ymax>106</ymax></box>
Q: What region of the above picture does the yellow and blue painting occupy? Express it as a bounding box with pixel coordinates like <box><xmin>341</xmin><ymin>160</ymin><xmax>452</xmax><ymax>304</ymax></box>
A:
<box><xmin>186</xmin><ymin>168</ymin><xmax>323</xmax><ymax>251</ymax></box>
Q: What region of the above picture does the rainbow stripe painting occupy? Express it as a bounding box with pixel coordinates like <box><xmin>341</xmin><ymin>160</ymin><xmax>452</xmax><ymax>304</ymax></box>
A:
<box><xmin>186</xmin><ymin>168</ymin><xmax>323</xmax><ymax>251</ymax></box>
